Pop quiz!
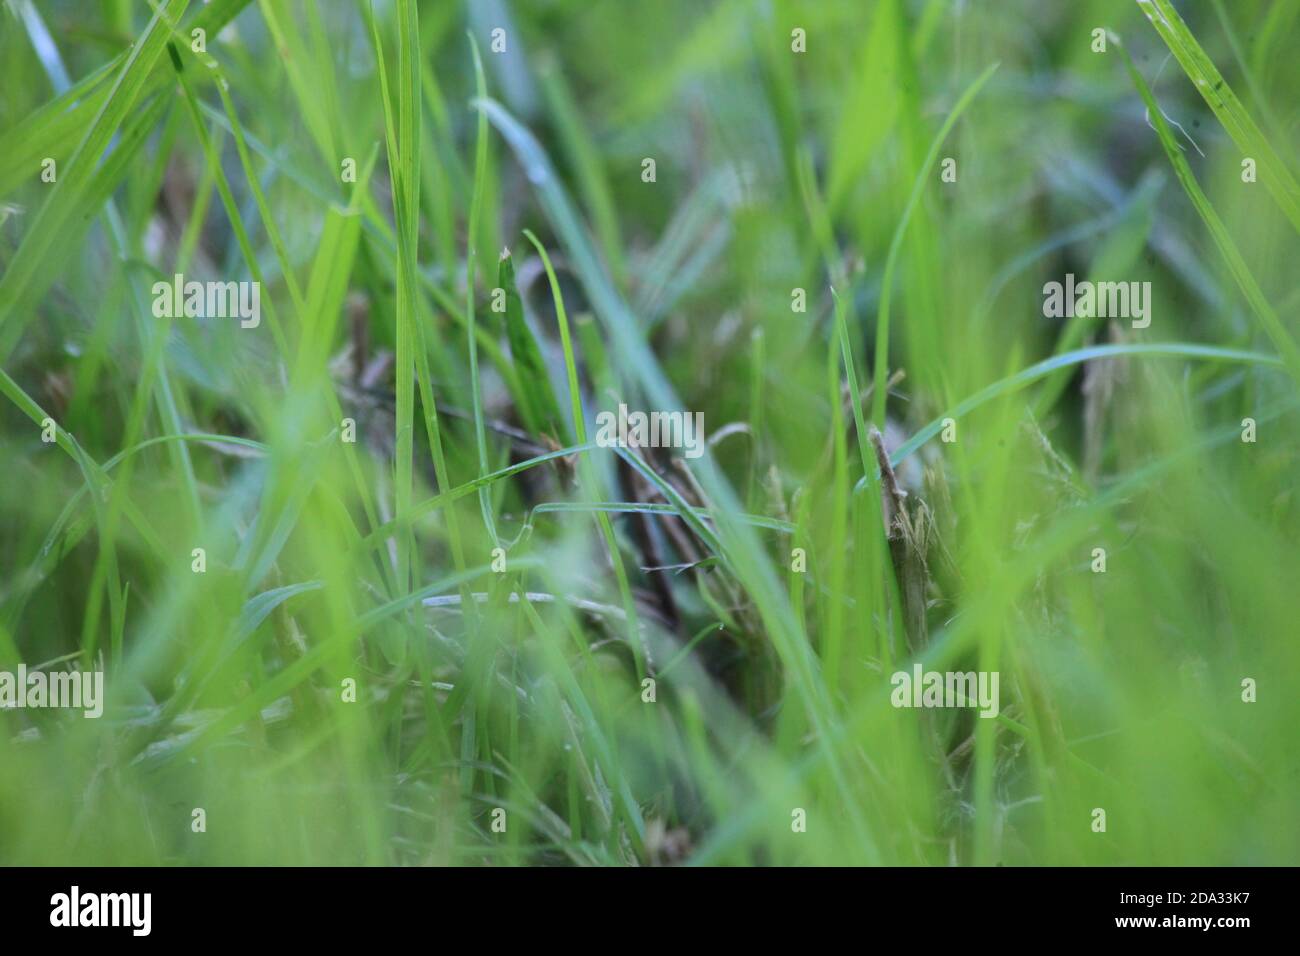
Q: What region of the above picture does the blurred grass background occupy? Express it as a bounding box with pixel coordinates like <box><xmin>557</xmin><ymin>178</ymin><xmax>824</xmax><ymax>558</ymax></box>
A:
<box><xmin>0</xmin><ymin>0</ymin><xmax>1297</xmax><ymax>865</ymax></box>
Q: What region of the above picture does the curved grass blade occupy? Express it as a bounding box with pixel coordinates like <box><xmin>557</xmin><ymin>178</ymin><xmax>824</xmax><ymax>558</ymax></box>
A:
<box><xmin>884</xmin><ymin>341</ymin><xmax>1283</xmax><ymax>474</ymax></box>
<box><xmin>870</xmin><ymin>61</ymin><xmax>999</xmax><ymax>427</ymax></box>
<box><xmin>0</xmin><ymin>0</ymin><xmax>192</xmax><ymax>364</ymax></box>
<box><xmin>1136</xmin><ymin>0</ymin><xmax>1300</xmax><ymax>234</ymax></box>
<box><xmin>0</xmin><ymin>0</ymin><xmax>253</xmax><ymax>201</ymax></box>
<box><xmin>499</xmin><ymin>247</ymin><xmax>564</xmax><ymax>442</ymax></box>
<box><xmin>523</xmin><ymin>229</ymin><xmax>645</xmax><ymax>673</ymax></box>
<box><xmin>1119</xmin><ymin>40</ymin><xmax>1300</xmax><ymax>386</ymax></box>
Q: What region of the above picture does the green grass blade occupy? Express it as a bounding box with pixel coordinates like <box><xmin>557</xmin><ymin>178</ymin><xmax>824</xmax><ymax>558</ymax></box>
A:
<box><xmin>498</xmin><ymin>247</ymin><xmax>564</xmax><ymax>442</ymax></box>
<box><xmin>870</xmin><ymin>61</ymin><xmax>999</xmax><ymax>427</ymax></box>
<box><xmin>1119</xmin><ymin>41</ymin><xmax>1300</xmax><ymax>386</ymax></box>
<box><xmin>1137</xmin><ymin>0</ymin><xmax>1300</xmax><ymax>234</ymax></box>
<box><xmin>0</xmin><ymin>0</ymin><xmax>192</xmax><ymax>362</ymax></box>
<box><xmin>466</xmin><ymin>35</ymin><xmax>498</xmax><ymax>545</ymax></box>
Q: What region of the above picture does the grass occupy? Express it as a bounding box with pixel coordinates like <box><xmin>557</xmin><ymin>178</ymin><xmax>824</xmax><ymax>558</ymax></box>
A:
<box><xmin>0</xmin><ymin>0</ymin><xmax>1298</xmax><ymax>866</ymax></box>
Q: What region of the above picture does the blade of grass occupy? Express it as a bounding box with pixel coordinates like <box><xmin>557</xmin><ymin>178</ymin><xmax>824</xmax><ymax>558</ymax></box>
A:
<box><xmin>870</xmin><ymin>61</ymin><xmax>999</xmax><ymax>427</ymax></box>
<box><xmin>1119</xmin><ymin>39</ymin><xmax>1300</xmax><ymax>386</ymax></box>
<box><xmin>523</xmin><ymin>229</ymin><xmax>645</xmax><ymax>675</ymax></box>
<box><xmin>466</xmin><ymin>36</ymin><xmax>498</xmax><ymax>545</ymax></box>
<box><xmin>498</xmin><ymin>247</ymin><xmax>564</xmax><ymax>442</ymax></box>
<box><xmin>379</xmin><ymin>0</ymin><xmax>422</xmax><ymax>594</ymax></box>
<box><xmin>362</xmin><ymin>0</ymin><xmax>469</xmax><ymax>595</ymax></box>
<box><xmin>886</xmin><ymin>341</ymin><xmax>1284</xmax><ymax>473</ymax></box>
<box><xmin>1136</xmin><ymin>0</ymin><xmax>1300</xmax><ymax>235</ymax></box>
<box><xmin>0</xmin><ymin>0</ymin><xmax>192</xmax><ymax>364</ymax></box>
<box><xmin>0</xmin><ymin>0</ymin><xmax>253</xmax><ymax>201</ymax></box>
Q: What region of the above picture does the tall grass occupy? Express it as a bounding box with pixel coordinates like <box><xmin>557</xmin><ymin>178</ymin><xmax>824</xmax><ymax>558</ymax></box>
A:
<box><xmin>0</xmin><ymin>0</ymin><xmax>1297</xmax><ymax>866</ymax></box>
